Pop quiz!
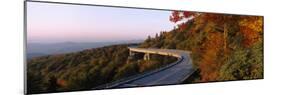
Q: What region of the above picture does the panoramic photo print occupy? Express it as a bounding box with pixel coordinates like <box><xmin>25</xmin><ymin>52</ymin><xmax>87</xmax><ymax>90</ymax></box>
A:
<box><xmin>25</xmin><ymin>1</ymin><xmax>263</xmax><ymax>94</ymax></box>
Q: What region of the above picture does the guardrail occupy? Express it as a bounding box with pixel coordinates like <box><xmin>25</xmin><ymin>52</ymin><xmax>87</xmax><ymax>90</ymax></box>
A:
<box><xmin>93</xmin><ymin>55</ymin><xmax>184</xmax><ymax>89</ymax></box>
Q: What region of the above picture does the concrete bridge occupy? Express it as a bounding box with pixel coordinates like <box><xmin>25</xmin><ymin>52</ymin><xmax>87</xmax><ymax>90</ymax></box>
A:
<box><xmin>129</xmin><ymin>47</ymin><xmax>182</xmax><ymax>61</ymax></box>
<box><xmin>94</xmin><ymin>47</ymin><xmax>196</xmax><ymax>89</ymax></box>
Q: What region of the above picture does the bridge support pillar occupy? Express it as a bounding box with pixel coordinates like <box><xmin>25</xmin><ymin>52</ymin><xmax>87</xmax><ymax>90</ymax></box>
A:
<box><xmin>129</xmin><ymin>51</ymin><xmax>133</xmax><ymax>56</ymax></box>
<box><xmin>128</xmin><ymin>51</ymin><xmax>135</xmax><ymax>60</ymax></box>
<box><xmin>144</xmin><ymin>53</ymin><xmax>150</xmax><ymax>61</ymax></box>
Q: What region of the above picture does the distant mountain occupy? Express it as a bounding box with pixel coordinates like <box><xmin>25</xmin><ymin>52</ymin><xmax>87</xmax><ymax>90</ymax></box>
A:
<box><xmin>27</xmin><ymin>53</ymin><xmax>47</xmax><ymax>59</ymax></box>
<box><xmin>27</xmin><ymin>40</ymin><xmax>143</xmax><ymax>59</ymax></box>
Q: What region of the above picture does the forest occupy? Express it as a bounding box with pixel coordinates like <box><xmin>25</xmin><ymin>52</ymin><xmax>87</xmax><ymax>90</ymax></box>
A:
<box><xmin>140</xmin><ymin>12</ymin><xmax>263</xmax><ymax>82</ymax></box>
<box><xmin>27</xmin><ymin>44</ymin><xmax>177</xmax><ymax>94</ymax></box>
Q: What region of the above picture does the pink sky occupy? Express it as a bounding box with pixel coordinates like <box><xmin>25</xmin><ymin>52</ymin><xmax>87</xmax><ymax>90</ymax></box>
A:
<box><xmin>27</xmin><ymin>2</ymin><xmax>175</xmax><ymax>43</ymax></box>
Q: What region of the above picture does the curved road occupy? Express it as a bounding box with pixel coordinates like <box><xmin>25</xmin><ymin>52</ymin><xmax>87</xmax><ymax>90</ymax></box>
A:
<box><xmin>94</xmin><ymin>47</ymin><xmax>196</xmax><ymax>89</ymax></box>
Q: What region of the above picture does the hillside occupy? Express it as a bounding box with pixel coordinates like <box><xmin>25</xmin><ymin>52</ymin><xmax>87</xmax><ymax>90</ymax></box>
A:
<box><xmin>27</xmin><ymin>44</ymin><xmax>177</xmax><ymax>94</ymax></box>
<box><xmin>139</xmin><ymin>12</ymin><xmax>263</xmax><ymax>82</ymax></box>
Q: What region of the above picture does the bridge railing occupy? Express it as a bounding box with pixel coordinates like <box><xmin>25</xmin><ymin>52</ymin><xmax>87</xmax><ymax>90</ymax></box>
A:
<box><xmin>129</xmin><ymin>48</ymin><xmax>181</xmax><ymax>57</ymax></box>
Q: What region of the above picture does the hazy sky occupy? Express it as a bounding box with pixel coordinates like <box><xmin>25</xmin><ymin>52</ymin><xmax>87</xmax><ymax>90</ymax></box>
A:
<box><xmin>27</xmin><ymin>2</ymin><xmax>175</xmax><ymax>43</ymax></box>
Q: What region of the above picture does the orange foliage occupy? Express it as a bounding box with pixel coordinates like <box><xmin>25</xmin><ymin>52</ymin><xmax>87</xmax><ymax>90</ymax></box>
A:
<box><xmin>57</xmin><ymin>79</ymin><xmax>67</xmax><ymax>87</ymax></box>
<box><xmin>178</xmin><ymin>23</ymin><xmax>188</xmax><ymax>32</ymax></box>
<box><xmin>202</xmin><ymin>14</ymin><xmax>225</xmax><ymax>25</ymax></box>
<box><xmin>239</xmin><ymin>16</ymin><xmax>263</xmax><ymax>47</ymax></box>
<box><xmin>199</xmin><ymin>32</ymin><xmax>224</xmax><ymax>82</ymax></box>
<box><xmin>169</xmin><ymin>11</ymin><xmax>194</xmax><ymax>23</ymax></box>
<box><xmin>183</xmin><ymin>11</ymin><xmax>193</xmax><ymax>18</ymax></box>
<box><xmin>138</xmin><ymin>61</ymin><xmax>154</xmax><ymax>72</ymax></box>
<box><xmin>169</xmin><ymin>11</ymin><xmax>183</xmax><ymax>23</ymax></box>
